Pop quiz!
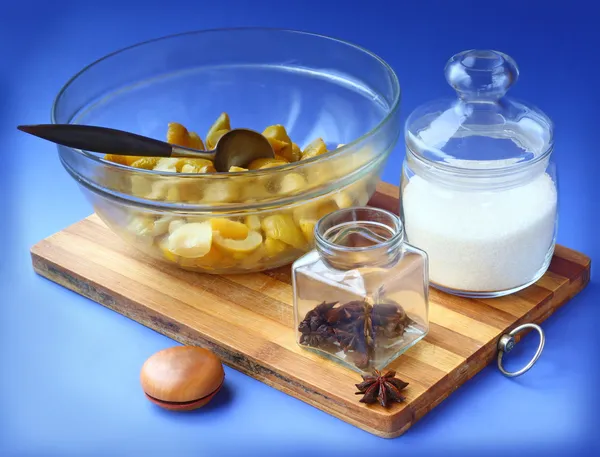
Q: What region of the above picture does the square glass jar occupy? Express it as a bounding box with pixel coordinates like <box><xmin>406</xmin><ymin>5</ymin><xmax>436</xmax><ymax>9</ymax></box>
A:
<box><xmin>292</xmin><ymin>207</ymin><xmax>429</xmax><ymax>373</ymax></box>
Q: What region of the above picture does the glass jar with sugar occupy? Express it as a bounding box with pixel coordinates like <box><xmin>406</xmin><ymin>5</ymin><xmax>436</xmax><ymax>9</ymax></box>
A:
<box><xmin>400</xmin><ymin>49</ymin><xmax>558</xmax><ymax>298</ymax></box>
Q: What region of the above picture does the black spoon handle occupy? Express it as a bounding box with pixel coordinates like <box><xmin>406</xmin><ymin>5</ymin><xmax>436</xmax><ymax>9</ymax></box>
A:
<box><xmin>17</xmin><ymin>124</ymin><xmax>174</xmax><ymax>157</ymax></box>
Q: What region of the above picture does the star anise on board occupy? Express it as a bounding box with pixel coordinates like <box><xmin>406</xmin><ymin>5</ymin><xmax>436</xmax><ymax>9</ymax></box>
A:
<box><xmin>355</xmin><ymin>370</ymin><xmax>409</xmax><ymax>407</ymax></box>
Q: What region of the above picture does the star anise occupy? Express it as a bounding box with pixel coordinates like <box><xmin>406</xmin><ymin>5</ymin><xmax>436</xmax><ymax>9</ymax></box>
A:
<box><xmin>372</xmin><ymin>301</ymin><xmax>411</xmax><ymax>339</ymax></box>
<box><xmin>298</xmin><ymin>299</ymin><xmax>413</xmax><ymax>370</ymax></box>
<box><xmin>355</xmin><ymin>370</ymin><xmax>409</xmax><ymax>407</ymax></box>
<box><xmin>298</xmin><ymin>301</ymin><xmax>339</xmax><ymax>352</ymax></box>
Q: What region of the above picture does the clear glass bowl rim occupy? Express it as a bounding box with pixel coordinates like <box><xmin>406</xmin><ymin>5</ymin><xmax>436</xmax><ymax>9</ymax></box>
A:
<box><xmin>50</xmin><ymin>26</ymin><xmax>402</xmax><ymax>179</ymax></box>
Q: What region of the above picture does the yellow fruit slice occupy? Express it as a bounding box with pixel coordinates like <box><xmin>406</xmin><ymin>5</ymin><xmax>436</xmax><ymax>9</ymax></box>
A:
<box><xmin>130</xmin><ymin>157</ymin><xmax>160</xmax><ymax>169</ymax></box>
<box><xmin>279</xmin><ymin>173</ymin><xmax>307</xmax><ymax>195</ymax></box>
<box><xmin>158</xmin><ymin>237</ymin><xmax>179</xmax><ymax>263</ymax></box>
<box><xmin>104</xmin><ymin>154</ymin><xmax>139</xmax><ymax>166</ymax></box>
<box><xmin>168</xmin><ymin>219</ymin><xmax>186</xmax><ymax>234</ymax></box>
<box><xmin>291</xmin><ymin>143</ymin><xmax>301</xmax><ymax>161</ymax></box>
<box><xmin>228</xmin><ymin>166</ymin><xmax>248</xmax><ymax>172</ymax></box>
<box><xmin>206</xmin><ymin>113</ymin><xmax>231</xmax><ymax>149</ymax></box>
<box><xmin>264</xmin><ymin>237</ymin><xmax>288</xmax><ymax>257</ymax></box>
<box><xmin>333</xmin><ymin>191</ymin><xmax>354</xmax><ymax>209</ymax></box>
<box><xmin>176</xmin><ymin>158</ymin><xmax>213</xmax><ymax>172</ymax></box>
<box><xmin>202</xmin><ymin>180</ymin><xmax>239</xmax><ymax>203</ymax></box>
<box><xmin>261</xmin><ymin>215</ymin><xmax>306</xmax><ymax>249</ymax></box>
<box><xmin>209</xmin><ymin>218</ymin><xmax>249</xmax><ymax>240</ymax></box>
<box><xmin>298</xmin><ymin>219</ymin><xmax>316</xmax><ymax>243</ymax></box>
<box><xmin>248</xmin><ymin>157</ymin><xmax>289</xmax><ymax>170</ymax></box>
<box><xmin>194</xmin><ymin>245</ymin><xmax>224</xmax><ymax>267</ymax></box>
<box><xmin>213</xmin><ymin>231</ymin><xmax>263</xmax><ymax>254</ymax></box>
<box><xmin>263</xmin><ymin>125</ymin><xmax>292</xmax><ymax>144</ymax></box>
<box><xmin>206</xmin><ymin>129</ymin><xmax>229</xmax><ymax>150</ymax></box>
<box><xmin>153</xmin><ymin>158</ymin><xmax>180</xmax><ymax>172</ymax></box>
<box><xmin>317</xmin><ymin>200</ymin><xmax>339</xmax><ymax>219</ymax></box>
<box><xmin>167</xmin><ymin>122</ymin><xmax>189</xmax><ymax>146</ymax></box>
<box><xmin>240</xmin><ymin>245</ymin><xmax>267</xmax><ymax>268</ymax></box>
<box><xmin>188</xmin><ymin>132</ymin><xmax>205</xmax><ymax>150</ymax></box>
<box><xmin>167</xmin><ymin>222</ymin><xmax>213</xmax><ymax>258</ymax></box>
<box><xmin>166</xmin><ymin>122</ymin><xmax>205</xmax><ymax>150</ymax></box>
<box><xmin>181</xmin><ymin>163</ymin><xmax>216</xmax><ymax>173</ymax></box>
<box><xmin>301</xmin><ymin>138</ymin><xmax>327</xmax><ymax>160</ymax></box>
<box><xmin>274</xmin><ymin>154</ymin><xmax>290</xmax><ymax>162</ymax></box>
<box><xmin>262</xmin><ymin>124</ymin><xmax>300</xmax><ymax>161</ymax></box>
<box><xmin>280</xmin><ymin>143</ymin><xmax>300</xmax><ymax>162</ymax></box>
<box><xmin>266</xmin><ymin>137</ymin><xmax>288</xmax><ymax>154</ymax></box>
<box><xmin>245</xmin><ymin>215</ymin><xmax>262</xmax><ymax>231</ymax></box>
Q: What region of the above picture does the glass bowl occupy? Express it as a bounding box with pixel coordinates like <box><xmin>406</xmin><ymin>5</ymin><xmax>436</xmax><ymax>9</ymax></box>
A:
<box><xmin>52</xmin><ymin>28</ymin><xmax>401</xmax><ymax>274</ymax></box>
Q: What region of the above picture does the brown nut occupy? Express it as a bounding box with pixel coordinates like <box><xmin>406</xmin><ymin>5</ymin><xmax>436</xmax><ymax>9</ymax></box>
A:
<box><xmin>140</xmin><ymin>346</ymin><xmax>225</xmax><ymax>411</ymax></box>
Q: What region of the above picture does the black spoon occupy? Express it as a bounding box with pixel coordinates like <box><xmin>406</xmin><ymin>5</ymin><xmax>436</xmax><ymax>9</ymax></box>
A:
<box><xmin>17</xmin><ymin>123</ymin><xmax>275</xmax><ymax>172</ymax></box>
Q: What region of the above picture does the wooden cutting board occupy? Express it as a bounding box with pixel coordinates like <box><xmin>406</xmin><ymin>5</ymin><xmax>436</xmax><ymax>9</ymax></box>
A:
<box><xmin>30</xmin><ymin>181</ymin><xmax>591</xmax><ymax>438</ymax></box>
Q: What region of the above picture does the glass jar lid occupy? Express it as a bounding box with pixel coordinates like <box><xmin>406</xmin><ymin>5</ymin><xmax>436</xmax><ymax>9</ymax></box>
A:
<box><xmin>405</xmin><ymin>49</ymin><xmax>554</xmax><ymax>171</ymax></box>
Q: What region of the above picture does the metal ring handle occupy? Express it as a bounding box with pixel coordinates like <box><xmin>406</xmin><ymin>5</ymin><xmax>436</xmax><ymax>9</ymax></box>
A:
<box><xmin>497</xmin><ymin>323</ymin><xmax>545</xmax><ymax>377</ymax></box>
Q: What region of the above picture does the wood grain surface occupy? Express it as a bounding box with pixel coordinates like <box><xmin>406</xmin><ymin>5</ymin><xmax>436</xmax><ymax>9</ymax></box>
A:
<box><xmin>30</xmin><ymin>181</ymin><xmax>592</xmax><ymax>438</ymax></box>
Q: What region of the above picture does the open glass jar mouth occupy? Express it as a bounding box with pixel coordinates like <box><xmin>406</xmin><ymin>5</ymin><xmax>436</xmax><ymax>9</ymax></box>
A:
<box><xmin>315</xmin><ymin>207</ymin><xmax>405</xmax><ymax>255</ymax></box>
<box><xmin>50</xmin><ymin>26</ymin><xmax>401</xmax><ymax>179</ymax></box>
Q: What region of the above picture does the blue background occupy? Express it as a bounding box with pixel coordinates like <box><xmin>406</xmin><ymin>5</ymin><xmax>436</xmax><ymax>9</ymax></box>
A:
<box><xmin>2</xmin><ymin>0</ymin><xmax>598</xmax><ymax>455</ymax></box>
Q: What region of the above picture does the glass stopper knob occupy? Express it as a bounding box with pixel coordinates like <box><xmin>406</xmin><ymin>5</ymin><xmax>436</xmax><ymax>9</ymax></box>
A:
<box><xmin>444</xmin><ymin>49</ymin><xmax>519</xmax><ymax>101</ymax></box>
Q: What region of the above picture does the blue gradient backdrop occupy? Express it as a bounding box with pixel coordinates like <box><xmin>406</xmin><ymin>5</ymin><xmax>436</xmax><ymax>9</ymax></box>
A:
<box><xmin>1</xmin><ymin>1</ymin><xmax>598</xmax><ymax>456</ymax></box>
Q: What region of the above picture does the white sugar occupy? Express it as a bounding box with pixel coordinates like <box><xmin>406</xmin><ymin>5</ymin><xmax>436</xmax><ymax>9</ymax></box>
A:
<box><xmin>402</xmin><ymin>172</ymin><xmax>557</xmax><ymax>293</ymax></box>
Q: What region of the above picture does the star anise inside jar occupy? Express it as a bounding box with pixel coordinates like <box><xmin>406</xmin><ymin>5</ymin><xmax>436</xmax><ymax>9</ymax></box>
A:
<box><xmin>297</xmin><ymin>301</ymin><xmax>339</xmax><ymax>353</ymax></box>
<box><xmin>355</xmin><ymin>369</ymin><xmax>409</xmax><ymax>407</ymax></box>
<box><xmin>297</xmin><ymin>299</ymin><xmax>412</xmax><ymax>370</ymax></box>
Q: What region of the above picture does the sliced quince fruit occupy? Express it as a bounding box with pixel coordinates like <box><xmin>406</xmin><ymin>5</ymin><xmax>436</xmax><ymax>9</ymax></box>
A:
<box><xmin>298</xmin><ymin>219</ymin><xmax>316</xmax><ymax>243</ymax></box>
<box><xmin>209</xmin><ymin>218</ymin><xmax>249</xmax><ymax>240</ymax></box>
<box><xmin>206</xmin><ymin>129</ymin><xmax>229</xmax><ymax>150</ymax></box>
<box><xmin>261</xmin><ymin>215</ymin><xmax>306</xmax><ymax>249</ymax></box>
<box><xmin>167</xmin><ymin>222</ymin><xmax>213</xmax><ymax>258</ymax></box>
<box><xmin>176</xmin><ymin>158</ymin><xmax>213</xmax><ymax>172</ymax></box>
<box><xmin>202</xmin><ymin>180</ymin><xmax>239</xmax><ymax>203</ymax></box>
<box><xmin>158</xmin><ymin>237</ymin><xmax>179</xmax><ymax>263</ymax></box>
<box><xmin>213</xmin><ymin>230</ymin><xmax>263</xmax><ymax>254</ymax></box>
<box><xmin>153</xmin><ymin>158</ymin><xmax>180</xmax><ymax>172</ymax></box>
<box><xmin>248</xmin><ymin>157</ymin><xmax>288</xmax><ymax>170</ymax></box>
<box><xmin>291</xmin><ymin>143</ymin><xmax>301</xmax><ymax>161</ymax></box>
<box><xmin>262</xmin><ymin>124</ymin><xmax>299</xmax><ymax>162</ymax></box>
<box><xmin>130</xmin><ymin>157</ymin><xmax>160</xmax><ymax>169</ymax></box>
<box><xmin>301</xmin><ymin>138</ymin><xmax>327</xmax><ymax>160</ymax></box>
<box><xmin>104</xmin><ymin>154</ymin><xmax>139</xmax><ymax>166</ymax></box>
<box><xmin>317</xmin><ymin>200</ymin><xmax>340</xmax><ymax>219</ymax></box>
<box><xmin>168</xmin><ymin>219</ymin><xmax>186</xmax><ymax>234</ymax></box>
<box><xmin>167</xmin><ymin>122</ymin><xmax>205</xmax><ymax>149</ymax></box>
<box><xmin>264</xmin><ymin>237</ymin><xmax>288</xmax><ymax>257</ymax></box>
<box><xmin>245</xmin><ymin>215</ymin><xmax>262</xmax><ymax>232</ymax></box>
<box><xmin>194</xmin><ymin>245</ymin><xmax>224</xmax><ymax>266</ymax></box>
<box><xmin>228</xmin><ymin>166</ymin><xmax>248</xmax><ymax>172</ymax></box>
<box><xmin>126</xmin><ymin>216</ymin><xmax>154</xmax><ymax>237</ymax></box>
<box><xmin>206</xmin><ymin>113</ymin><xmax>231</xmax><ymax>149</ymax></box>
<box><xmin>333</xmin><ymin>191</ymin><xmax>354</xmax><ymax>209</ymax></box>
<box><xmin>188</xmin><ymin>132</ymin><xmax>205</xmax><ymax>150</ymax></box>
<box><xmin>130</xmin><ymin>175</ymin><xmax>153</xmax><ymax>198</ymax></box>
<box><xmin>181</xmin><ymin>163</ymin><xmax>216</xmax><ymax>173</ymax></box>
<box><xmin>263</xmin><ymin>125</ymin><xmax>292</xmax><ymax>144</ymax></box>
<box><xmin>279</xmin><ymin>173</ymin><xmax>307</xmax><ymax>195</ymax></box>
<box><xmin>239</xmin><ymin>245</ymin><xmax>267</xmax><ymax>268</ymax></box>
